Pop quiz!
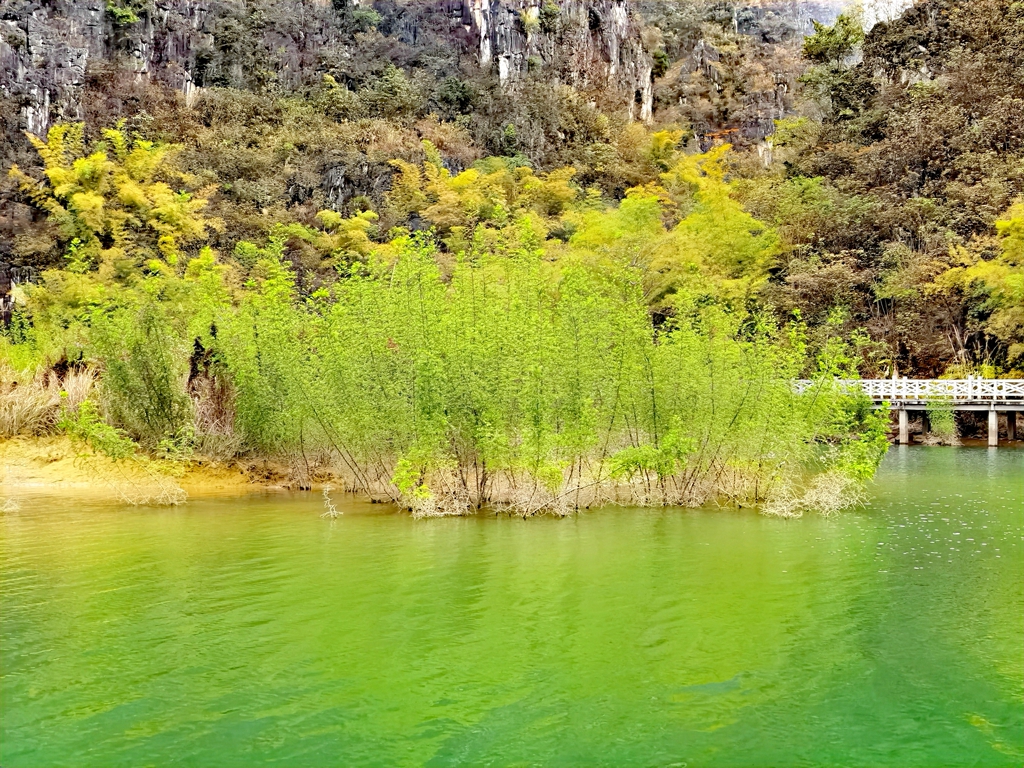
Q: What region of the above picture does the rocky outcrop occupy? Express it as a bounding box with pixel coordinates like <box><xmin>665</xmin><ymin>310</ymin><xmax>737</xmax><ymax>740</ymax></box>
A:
<box><xmin>466</xmin><ymin>0</ymin><xmax>652</xmax><ymax>121</ymax></box>
<box><xmin>655</xmin><ymin>0</ymin><xmax>919</xmax><ymax>149</ymax></box>
<box><xmin>733</xmin><ymin>1</ymin><xmax>840</xmax><ymax>41</ymax></box>
<box><xmin>0</xmin><ymin>0</ymin><xmax>211</xmax><ymax>135</ymax></box>
<box><xmin>0</xmin><ymin>0</ymin><xmax>654</xmax><ymax>138</ymax></box>
<box><xmin>730</xmin><ymin>0</ymin><xmax>915</xmax><ymax>39</ymax></box>
<box><xmin>1</xmin><ymin>0</ymin><xmax>101</xmax><ymax>136</ymax></box>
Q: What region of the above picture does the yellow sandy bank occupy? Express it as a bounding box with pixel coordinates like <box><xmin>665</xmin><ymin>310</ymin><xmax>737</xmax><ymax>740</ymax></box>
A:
<box><xmin>0</xmin><ymin>436</ymin><xmax>276</xmax><ymax>503</ymax></box>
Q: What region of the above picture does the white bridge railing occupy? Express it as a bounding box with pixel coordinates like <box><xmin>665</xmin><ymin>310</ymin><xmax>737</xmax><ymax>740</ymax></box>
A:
<box><xmin>794</xmin><ymin>378</ymin><xmax>1024</xmax><ymax>405</ymax></box>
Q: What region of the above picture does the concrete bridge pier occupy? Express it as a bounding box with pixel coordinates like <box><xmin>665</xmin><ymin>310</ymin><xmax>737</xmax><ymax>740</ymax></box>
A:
<box><xmin>899</xmin><ymin>408</ymin><xmax>909</xmax><ymax>445</ymax></box>
<box><xmin>989</xmin><ymin>408</ymin><xmax>998</xmax><ymax>447</ymax></box>
<box><xmin>1009</xmin><ymin>413</ymin><xmax>1017</xmax><ymax>441</ymax></box>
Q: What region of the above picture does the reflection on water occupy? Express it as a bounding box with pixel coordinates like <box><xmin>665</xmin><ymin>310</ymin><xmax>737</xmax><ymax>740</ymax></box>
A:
<box><xmin>1</xmin><ymin>448</ymin><xmax>1021</xmax><ymax>767</ymax></box>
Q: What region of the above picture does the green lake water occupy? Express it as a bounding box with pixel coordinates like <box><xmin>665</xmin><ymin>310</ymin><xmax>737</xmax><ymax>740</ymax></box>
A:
<box><xmin>1</xmin><ymin>447</ymin><xmax>1022</xmax><ymax>767</ymax></box>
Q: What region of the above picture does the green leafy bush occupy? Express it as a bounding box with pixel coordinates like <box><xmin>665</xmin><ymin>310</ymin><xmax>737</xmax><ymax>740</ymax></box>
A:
<box><xmin>91</xmin><ymin>302</ymin><xmax>193</xmax><ymax>447</ymax></box>
<box><xmin>59</xmin><ymin>399</ymin><xmax>137</xmax><ymax>460</ymax></box>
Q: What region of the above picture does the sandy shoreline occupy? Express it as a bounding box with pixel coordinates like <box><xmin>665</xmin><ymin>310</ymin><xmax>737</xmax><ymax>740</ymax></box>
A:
<box><xmin>0</xmin><ymin>436</ymin><xmax>296</xmax><ymax>503</ymax></box>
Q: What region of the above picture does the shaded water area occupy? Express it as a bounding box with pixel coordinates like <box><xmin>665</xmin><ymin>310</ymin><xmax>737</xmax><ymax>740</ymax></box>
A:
<box><xmin>1</xmin><ymin>448</ymin><xmax>1022</xmax><ymax>767</ymax></box>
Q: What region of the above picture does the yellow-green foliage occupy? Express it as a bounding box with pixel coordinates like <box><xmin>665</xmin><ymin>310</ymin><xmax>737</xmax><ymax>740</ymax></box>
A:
<box><xmin>601</xmin><ymin>126</ymin><xmax>689</xmax><ymax>187</ymax></box>
<box><xmin>565</xmin><ymin>146</ymin><xmax>778</xmax><ymax>306</ymax></box>
<box><xmin>9</xmin><ymin>123</ymin><xmax>221</xmax><ymax>275</ymax></box>
<box><xmin>651</xmin><ymin>145</ymin><xmax>778</xmax><ymax>302</ymax></box>
<box><xmin>376</xmin><ymin>142</ymin><xmax>777</xmax><ymax>308</ymax></box>
<box><xmin>930</xmin><ymin>200</ymin><xmax>1024</xmax><ymax>364</ymax></box>
<box><xmin>386</xmin><ymin>145</ymin><xmax>582</xmax><ymax>234</ymax></box>
<box><xmin>263</xmin><ymin>210</ymin><xmax>380</xmax><ymax>273</ymax></box>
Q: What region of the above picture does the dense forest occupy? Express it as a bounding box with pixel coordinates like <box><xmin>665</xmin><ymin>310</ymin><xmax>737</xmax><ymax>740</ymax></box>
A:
<box><xmin>0</xmin><ymin>0</ymin><xmax>1020</xmax><ymax>511</ymax></box>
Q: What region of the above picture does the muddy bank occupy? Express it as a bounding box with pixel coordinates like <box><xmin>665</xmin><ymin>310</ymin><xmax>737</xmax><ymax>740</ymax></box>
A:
<box><xmin>0</xmin><ymin>437</ymin><xmax>317</xmax><ymax>504</ymax></box>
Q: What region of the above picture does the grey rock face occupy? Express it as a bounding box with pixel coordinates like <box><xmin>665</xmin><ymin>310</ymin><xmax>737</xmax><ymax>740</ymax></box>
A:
<box><xmin>0</xmin><ymin>0</ymin><xmax>654</xmax><ymax>137</ymax></box>
<box><xmin>2</xmin><ymin>1</ymin><xmax>98</xmax><ymax>135</ymax></box>
<box><xmin>467</xmin><ymin>0</ymin><xmax>653</xmax><ymax>121</ymax></box>
<box><xmin>1</xmin><ymin>0</ymin><xmax>211</xmax><ymax>135</ymax></box>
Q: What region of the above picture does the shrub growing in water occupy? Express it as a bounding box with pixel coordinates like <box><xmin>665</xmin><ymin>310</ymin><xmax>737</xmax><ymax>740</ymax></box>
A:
<box><xmin>925</xmin><ymin>405</ymin><xmax>959</xmax><ymax>445</ymax></box>
<box><xmin>215</xmin><ymin>225</ymin><xmax>885</xmax><ymax>515</ymax></box>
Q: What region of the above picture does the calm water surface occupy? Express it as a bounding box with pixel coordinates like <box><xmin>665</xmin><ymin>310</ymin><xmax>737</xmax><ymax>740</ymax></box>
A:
<box><xmin>1</xmin><ymin>448</ymin><xmax>1022</xmax><ymax>767</ymax></box>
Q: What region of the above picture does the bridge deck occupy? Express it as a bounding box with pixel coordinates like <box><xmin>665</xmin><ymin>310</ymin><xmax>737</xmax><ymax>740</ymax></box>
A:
<box><xmin>794</xmin><ymin>378</ymin><xmax>1024</xmax><ymax>446</ymax></box>
<box><xmin>795</xmin><ymin>378</ymin><xmax>1024</xmax><ymax>409</ymax></box>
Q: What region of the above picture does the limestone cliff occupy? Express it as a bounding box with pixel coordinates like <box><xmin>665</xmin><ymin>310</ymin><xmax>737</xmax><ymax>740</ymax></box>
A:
<box><xmin>464</xmin><ymin>0</ymin><xmax>652</xmax><ymax>121</ymax></box>
<box><xmin>0</xmin><ymin>0</ymin><xmax>653</xmax><ymax>137</ymax></box>
<box><xmin>1</xmin><ymin>0</ymin><xmax>210</xmax><ymax>136</ymax></box>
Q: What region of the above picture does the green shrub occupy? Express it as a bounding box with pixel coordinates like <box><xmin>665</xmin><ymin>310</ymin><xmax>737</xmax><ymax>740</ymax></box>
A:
<box><xmin>91</xmin><ymin>302</ymin><xmax>193</xmax><ymax>447</ymax></box>
<box><xmin>539</xmin><ymin>1</ymin><xmax>560</xmax><ymax>34</ymax></box>
<box><xmin>59</xmin><ymin>399</ymin><xmax>138</xmax><ymax>460</ymax></box>
<box><xmin>105</xmin><ymin>0</ymin><xmax>140</xmax><ymax>26</ymax></box>
<box><xmin>927</xmin><ymin>405</ymin><xmax>958</xmax><ymax>444</ymax></box>
<box><xmin>209</xmin><ymin>223</ymin><xmax>871</xmax><ymax>514</ymax></box>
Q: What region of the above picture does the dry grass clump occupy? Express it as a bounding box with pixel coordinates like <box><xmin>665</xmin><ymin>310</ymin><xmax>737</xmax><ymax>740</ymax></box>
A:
<box><xmin>190</xmin><ymin>374</ymin><xmax>241</xmax><ymax>459</ymax></box>
<box><xmin>397</xmin><ymin>463</ymin><xmax>772</xmax><ymax>518</ymax></box>
<box><xmin>115</xmin><ymin>475</ymin><xmax>187</xmax><ymax>506</ymax></box>
<box><xmin>0</xmin><ymin>380</ymin><xmax>59</xmax><ymax>436</ymax></box>
<box><xmin>315</xmin><ymin>459</ymin><xmax>869</xmax><ymax>520</ymax></box>
<box><xmin>409</xmin><ymin>471</ymin><xmax>474</xmax><ymax>519</ymax></box>
<box><xmin>496</xmin><ymin>482</ymin><xmax>581</xmax><ymax>518</ymax></box>
<box><xmin>0</xmin><ymin>364</ymin><xmax>96</xmax><ymax>437</ymax></box>
<box><xmin>62</xmin><ymin>369</ymin><xmax>95</xmax><ymax>410</ymax></box>
<box><xmin>601</xmin><ymin>465</ymin><xmax>763</xmax><ymax>509</ymax></box>
<box><xmin>762</xmin><ymin>471</ymin><xmax>866</xmax><ymax>519</ymax></box>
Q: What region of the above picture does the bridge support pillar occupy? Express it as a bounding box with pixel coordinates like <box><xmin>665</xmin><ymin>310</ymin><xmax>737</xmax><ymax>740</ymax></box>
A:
<box><xmin>988</xmin><ymin>409</ymin><xmax>998</xmax><ymax>447</ymax></box>
<box><xmin>921</xmin><ymin>411</ymin><xmax>930</xmax><ymax>437</ymax></box>
<box><xmin>1009</xmin><ymin>412</ymin><xmax>1017</xmax><ymax>441</ymax></box>
<box><xmin>898</xmin><ymin>408</ymin><xmax>909</xmax><ymax>445</ymax></box>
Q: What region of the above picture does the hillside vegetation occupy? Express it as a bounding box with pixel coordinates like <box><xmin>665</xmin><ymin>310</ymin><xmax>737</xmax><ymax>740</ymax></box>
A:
<box><xmin>1</xmin><ymin>0</ymin><xmax>1020</xmax><ymax>511</ymax></box>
